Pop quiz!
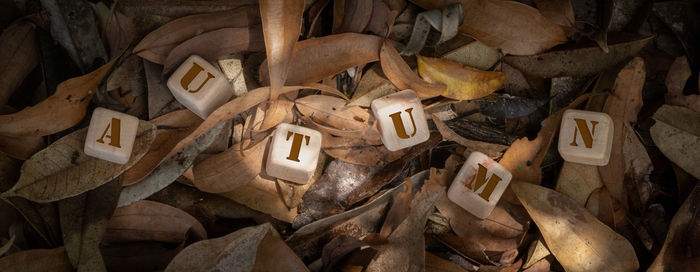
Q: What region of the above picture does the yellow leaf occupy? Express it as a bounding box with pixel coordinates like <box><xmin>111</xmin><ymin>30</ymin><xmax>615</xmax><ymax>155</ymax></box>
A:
<box><xmin>417</xmin><ymin>55</ymin><xmax>504</xmax><ymax>100</ymax></box>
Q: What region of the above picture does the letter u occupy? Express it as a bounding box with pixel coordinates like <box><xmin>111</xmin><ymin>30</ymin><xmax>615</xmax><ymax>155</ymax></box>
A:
<box><xmin>180</xmin><ymin>63</ymin><xmax>214</xmax><ymax>93</ymax></box>
<box><xmin>389</xmin><ymin>108</ymin><xmax>417</xmax><ymax>139</ymax></box>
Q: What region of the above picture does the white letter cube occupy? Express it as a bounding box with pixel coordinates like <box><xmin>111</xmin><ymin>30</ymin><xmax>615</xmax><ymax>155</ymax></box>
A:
<box><xmin>84</xmin><ymin>107</ymin><xmax>139</xmax><ymax>164</ymax></box>
<box><xmin>371</xmin><ymin>89</ymin><xmax>430</xmax><ymax>151</ymax></box>
<box><xmin>447</xmin><ymin>152</ymin><xmax>512</xmax><ymax>219</ymax></box>
<box><xmin>265</xmin><ymin>123</ymin><xmax>322</xmax><ymax>184</ymax></box>
<box><xmin>167</xmin><ymin>55</ymin><xmax>232</xmax><ymax>119</ymax></box>
<box><xmin>557</xmin><ymin>109</ymin><xmax>614</xmax><ymax>166</ymax></box>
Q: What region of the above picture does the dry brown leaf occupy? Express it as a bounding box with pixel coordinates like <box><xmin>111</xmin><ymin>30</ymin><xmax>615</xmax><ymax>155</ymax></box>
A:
<box><xmin>425</xmin><ymin>251</ymin><xmax>468</xmax><ymax>272</ymax></box>
<box><xmin>120</xmin><ymin>109</ymin><xmax>202</xmax><ymax>186</ymax></box>
<box><xmin>133</xmin><ymin>6</ymin><xmax>260</xmax><ymax>64</ymax></box>
<box><xmin>0</xmin><ymin>58</ymin><xmax>118</xmax><ymax>137</ymax></box>
<box><xmin>534</xmin><ymin>0</ymin><xmax>575</xmax><ymax>27</ymax></box>
<box><xmin>665</xmin><ymin>56</ymin><xmax>700</xmax><ymax>112</ymax></box>
<box><xmin>260</xmin><ymin>33</ymin><xmax>383</xmax><ymax>85</ymax></box>
<box><xmin>522</xmin><ymin>237</ymin><xmax>551</xmax><ymax>269</ymax></box>
<box><xmin>417</xmin><ymin>55</ymin><xmax>504</xmax><ymax>100</ymax></box>
<box><xmin>380</xmin><ymin>42</ymin><xmax>446</xmax><ymax>98</ymax></box>
<box><xmin>555</xmin><ymin>162</ymin><xmax>603</xmax><ymax>205</ymax></box>
<box><xmin>105</xmin><ymin>11</ymin><xmax>136</xmax><ymax>59</ymax></box>
<box><xmin>104</xmin><ymin>200</ymin><xmax>206</xmax><ymax>243</ymax></box>
<box><xmin>512</xmin><ymin>182</ymin><xmax>639</xmax><ymax>272</ymax></box>
<box><xmin>0</xmin><ymin>247</ymin><xmax>72</xmax><ymax>272</ymax></box>
<box><xmin>0</xmin><ymin>134</ymin><xmax>45</xmax><ymax>160</ymax></box>
<box><xmin>336</xmin><ymin>0</ymin><xmax>374</xmax><ymax>33</ymax></box>
<box><xmin>258</xmin><ymin>94</ymin><xmax>297</xmax><ymax>131</ymax></box>
<box><xmin>504</xmin><ymin>35</ymin><xmax>652</xmax><ymax>78</ymax></box>
<box><xmin>193</xmin><ymin>135</ymin><xmax>269</xmax><ymax>193</ymax></box>
<box><xmin>296</xmin><ymin>95</ymin><xmax>373</xmax><ymax>133</ymax></box>
<box><xmin>251</xmin><ymin>228</ymin><xmax>310</xmax><ymax>271</ymax></box>
<box><xmin>1</xmin><ymin>121</ymin><xmax>156</xmax><ymax>203</ymax></box>
<box><xmin>648</xmin><ymin>184</ymin><xmax>700</xmax><ymax>271</ymax></box>
<box><xmin>600</xmin><ymin>57</ymin><xmax>645</xmax><ymax>207</ymax></box>
<box><xmin>324</xmin><ymin>144</ymin><xmax>405</xmax><ymax>166</ymax></box>
<box><xmin>431</xmin><ymin>114</ymin><xmax>508</xmax><ymax>159</ymax></box>
<box><xmin>349</xmin><ymin>64</ymin><xmax>397</xmax><ymax>107</ymax></box>
<box><xmin>221</xmin><ymin>175</ymin><xmax>298</xmax><ymax>223</ymax></box>
<box><xmin>585</xmin><ymin>187</ymin><xmax>615</xmax><ymax>229</ymax></box>
<box><xmin>0</xmin><ymin>21</ymin><xmax>38</xmax><ymax>107</ymax></box>
<box><xmin>378</xmin><ymin>178</ymin><xmax>412</xmax><ymax>240</ymax></box>
<box><xmin>651</xmin><ymin>105</ymin><xmax>700</xmax><ymax>179</ymax></box>
<box><xmin>163</xmin><ymin>26</ymin><xmax>265</xmax><ymax>74</ymax></box>
<box><xmin>260</xmin><ymin>0</ymin><xmax>304</xmax><ymax>100</ymax></box>
<box><xmin>0</xmin><ymin>235</ymin><xmax>14</xmax><ymax>257</ymax></box>
<box><xmin>412</xmin><ymin>0</ymin><xmax>566</xmax><ymax>55</ymax></box>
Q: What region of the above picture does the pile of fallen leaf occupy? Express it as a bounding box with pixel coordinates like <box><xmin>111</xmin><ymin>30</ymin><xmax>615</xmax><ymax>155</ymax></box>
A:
<box><xmin>0</xmin><ymin>0</ymin><xmax>699</xmax><ymax>271</ymax></box>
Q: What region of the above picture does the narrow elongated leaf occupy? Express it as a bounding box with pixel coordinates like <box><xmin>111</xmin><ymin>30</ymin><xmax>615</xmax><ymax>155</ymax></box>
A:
<box><xmin>296</xmin><ymin>95</ymin><xmax>373</xmax><ymax>133</ymax></box>
<box><xmin>380</xmin><ymin>42</ymin><xmax>446</xmax><ymax>98</ymax></box>
<box><xmin>0</xmin><ymin>58</ymin><xmax>118</xmax><ymax>137</ymax></box>
<box><xmin>417</xmin><ymin>55</ymin><xmax>504</xmax><ymax>100</ymax></box>
<box><xmin>412</xmin><ymin>0</ymin><xmax>567</xmax><ymax>55</ymax></box>
<box><xmin>665</xmin><ymin>56</ymin><xmax>700</xmax><ymax>112</ymax></box>
<box><xmin>651</xmin><ymin>105</ymin><xmax>700</xmax><ymax>179</ymax></box>
<box><xmin>193</xmin><ymin>136</ymin><xmax>269</xmax><ymax>193</ymax></box>
<box><xmin>504</xmin><ymin>35</ymin><xmax>653</xmax><ymax>78</ymax></box>
<box><xmin>260</xmin><ymin>0</ymin><xmax>304</xmax><ymax>99</ymax></box>
<box><xmin>134</xmin><ymin>6</ymin><xmax>260</xmax><ymax>64</ymax></box>
<box><xmin>512</xmin><ymin>183</ymin><xmax>639</xmax><ymax>272</ymax></box>
<box><xmin>163</xmin><ymin>26</ymin><xmax>265</xmax><ymax>73</ymax></box>
<box><xmin>0</xmin><ymin>21</ymin><xmax>38</xmax><ymax>106</ymax></box>
<box><xmin>2</xmin><ymin>121</ymin><xmax>156</xmax><ymax>202</ymax></box>
<box><xmin>260</xmin><ymin>33</ymin><xmax>383</xmax><ymax>86</ymax></box>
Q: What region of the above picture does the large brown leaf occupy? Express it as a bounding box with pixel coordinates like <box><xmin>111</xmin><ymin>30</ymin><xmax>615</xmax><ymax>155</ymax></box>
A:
<box><xmin>412</xmin><ymin>0</ymin><xmax>566</xmax><ymax>55</ymax></box>
<box><xmin>193</xmin><ymin>135</ymin><xmax>269</xmax><ymax>193</ymax></box>
<box><xmin>0</xmin><ymin>247</ymin><xmax>72</xmax><ymax>272</ymax></box>
<box><xmin>512</xmin><ymin>182</ymin><xmax>639</xmax><ymax>272</ymax></box>
<box><xmin>260</xmin><ymin>0</ymin><xmax>304</xmax><ymax>100</ymax></box>
<box><xmin>0</xmin><ymin>58</ymin><xmax>118</xmax><ymax>137</ymax></box>
<box><xmin>260</xmin><ymin>33</ymin><xmax>383</xmax><ymax>85</ymax></box>
<box><xmin>599</xmin><ymin>57</ymin><xmax>645</xmax><ymax>207</ymax></box>
<box><xmin>295</xmin><ymin>95</ymin><xmax>374</xmax><ymax>133</ymax></box>
<box><xmin>504</xmin><ymin>35</ymin><xmax>652</xmax><ymax>78</ymax></box>
<box><xmin>133</xmin><ymin>5</ymin><xmax>260</xmax><ymax>64</ymax></box>
<box><xmin>0</xmin><ymin>21</ymin><xmax>38</xmax><ymax>107</ymax></box>
<box><xmin>1</xmin><ymin>121</ymin><xmax>156</xmax><ymax>202</ymax></box>
<box><xmin>104</xmin><ymin>200</ymin><xmax>206</xmax><ymax>243</ymax></box>
<box><xmin>380</xmin><ymin>42</ymin><xmax>446</xmax><ymax>98</ymax></box>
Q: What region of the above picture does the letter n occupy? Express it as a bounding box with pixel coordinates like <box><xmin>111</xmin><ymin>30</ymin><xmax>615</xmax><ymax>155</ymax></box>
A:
<box><xmin>569</xmin><ymin>118</ymin><xmax>599</xmax><ymax>148</ymax></box>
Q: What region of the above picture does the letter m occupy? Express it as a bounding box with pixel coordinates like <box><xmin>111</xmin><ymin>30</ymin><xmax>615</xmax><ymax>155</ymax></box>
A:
<box><xmin>466</xmin><ymin>164</ymin><xmax>502</xmax><ymax>201</ymax></box>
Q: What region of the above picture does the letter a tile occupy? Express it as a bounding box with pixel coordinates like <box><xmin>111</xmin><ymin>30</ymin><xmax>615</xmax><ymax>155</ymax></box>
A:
<box><xmin>84</xmin><ymin>107</ymin><xmax>139</xmax><ymax>164</ymax></box>
<box><xmin>557</xmin><ymin>109</ymin><xmax>614</xmax><ymax>166</ymax></box>
<box><xmin>265</xmin><ymin>123</ymin><xmax>322</xmax><ymax>184</ymax></box>
<box><xmin>447</xmin><ymin>152</ymin><xmax>512</xmax><ymax>219</ymax></box>
<box><xmin>371</xmin><ymin>89</ymin><xmax>430</xmax><ymax>151</ymax></box>
<box><xmin>167</xmin><ymin>55</ymin><xmax>232</xmax><ymax>119</ymax></box>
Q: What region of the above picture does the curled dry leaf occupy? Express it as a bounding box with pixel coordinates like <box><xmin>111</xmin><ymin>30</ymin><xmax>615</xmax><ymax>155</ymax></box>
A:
<box><xmin>412</xmin><ymin>0</ymin><xmax>567</xmax><ymax>55</ymax></box>
<box><xmin>651</xmin><ymin>105</ymin><xmax>700</xmax><ymax>179</ymax></box>
<box><xmin>648</xmin><ymin>184</ymin><xmax>700</xmax><ymax>271</ymax></box>
<box><xmin>600</xmin><ymin>57</ymin><xmax>645</xmax><ymax>207</ymax></box>
<box><xmin>105</xmin><ymin>200</ymin><xmax>206</xmax><ymax>244</ymax></box>
<box><xmin>417</xmin><ymin>55</ymin><xmax>504</xmax><ymax>100</ymax></box>
<box><xmin>1</xmin><ymin>121</ymin><xmax>156</xmax><ymax>203</ymax></box>
<box><xmin>163</xmin><ymin>26</ymin><xmax>265</xmax><ymax>74</ymax></box>
<box><xmin>133</xmin><ymin>5</ymin><xmax>260</xmax><ymax>64</ymax></box>
<box><xmin>295</xmin><ymin>95</ymin><xmax>377</xmax><ymax>137</ymax></box>
<box><xmin>0</xmin><ymin>247</ymin><xmax>73</xmax><ymax>272</ymax></box>
<box><xmin>0</xmin><ymin>21</ymin><xmax>38</xmax><ymax>107</ymax></box>
<box><xmin>380</xmin><ymin>42</ymin><xmax>446</xmax><ymax>98</ymax></box>
<box><xmin>260</xmin><ymin>0</ymin><xmax>304</xmax><ymax>100</ymax></box>
<box><xmin>193</xmin><ymin>135</ymin><xmax>270</xmax><ymax>193</ymax></box>
<box><xmin>512</xmin><ymin>182</ymin><xmax>639</xmax><ymax>272</ymax></box>
<box><xmin>220</xmin><ymin>175</ymin><xmax>298</xmax><ymax>223</ymax></box>
<box><xmin>121</xmin><ymin>109</ymin><xmax>202</xmax><ymax>186</ymax></box>
<box><xmin>431</xmin><ymin>114</ymin><xmax>508</xmax><ymax>159</ymax></box>
<box><xmin>260</xmin><ymin>33</ymin><xmax>383</xmax><ymax>85</ymax></box>
<box><xmin>665</xmin><ymin>56</ymin><xmax>700</xmax><ymax>112</ymax></box>
<box><xmin>504</xmin><ymin>35</ymin><xmax>653</xmax><ymax>78</ymax></box>
<box><xmin>335</xmin><ymin>0</ymin><xmax>373</xmax><ymax>33</ymax></box>
<box><xmin>0</xmin><ymin>58</ymin><xmax>118</xmax><ymax>137</ymax></box>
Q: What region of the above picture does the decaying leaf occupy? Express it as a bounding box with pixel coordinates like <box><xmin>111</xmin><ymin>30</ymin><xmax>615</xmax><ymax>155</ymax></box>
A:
<box><xmin>1</xmin><ymin>121</ymin><xmax>156</xmax><ymax>203</ymax></box>
<box><xmin>0</xmin><ymin>58</ymin><xmax>118</xmax><ymax>137</ymax></box>
<box><xmin>105</xmin><ymin>200</ymin><xmax>206</xmax><ymax>244</ymax></box>
<box><xmin>412</xmin><ymin>0</ymin><xmax>567</xmax><ymax>55</ymax></box>
<box><xmin>431</xmin><ymin>114</ymin><xmax>509</xmax><ymax>159</ymax></box>
<box><xmin>348</xmin><ymin>64</ymin><xmax>397</xmax><ymax>107</ymax></box>
<box><xmin>600</xmin><ymin>57</ymin><xmax>645</xmax><ymax>207</ymax></box>
<box><xmin>220</xmin><ymin>174</ymin><xmax>298</xmax><ymax>223</ymax></box>
<box><xmin>417</xmin><ymin>55</ymin><xmax>504</xmax><ymax>100</ymax></box>
<box><xmin>665</xmin><ymin>56</ymin><xmax>700</xmax><ymax>112</ymax></box>
<box><xmin>193</xmin><ymin>135</ymin><xmax>269</xmax><ymax>193</ymax></box>
<box><xmin>58</xmin><ymin>179</ymin><xmax>121</xmax><ymax>272</ymax></box>
<box><xmin>651</xmin><ymin>105</ymin><xmax>700</xmax><ymax>179</ymax></box>
<box><xmin>296</xmin><ymin>95</ymin><xmax>375</xmax><ymax>135</ymax></box>
<box><xmin>0</xmin><ymin>21</ymin><xmax>38</xmax><ymax>107</ymax></box>
<box><xmin>512</xmin><ymin>182</ymin><xmax>639</xmax><ymax>272</ymax></box>
<box><xmin>380</xmin><ymin>42</ymin><xmax>446</xmax><ymax>98</ymax></box>
<box><xmin>260</xmin><ymin>0</ymin><xmax>304</xmax><ymax>100</ymax></box>
<box><xmin>260</xmin><ymin>33</ymin><xmax>383</xmax><ymax>86</ymax></box>
<box><xmin>504</xmin><ymin>35</ymin><xmax>652</xmax><ymax>78</ymax></box>
<box><xmin>133</xmin><ymin>6</ymin><xmax>260</xmax><ymax>64</ymax></box>
<box><xmin>163</xmin><ymin>26</ymin><xmax>265</xmax><ymax>74</ymax></box>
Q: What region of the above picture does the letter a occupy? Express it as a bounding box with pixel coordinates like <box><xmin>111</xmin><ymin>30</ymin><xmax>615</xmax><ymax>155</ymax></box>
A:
<box><xmin>569</xmin><ymin>118</ymin><xmax>599</xmax><ymax>148</ymax></box>
<box><xmin>285</xmin><ymin>132</ymin><xmax>310</xmax><ymax>162</ymax></box>
<box><xmin>96</xmin><ymin>118</ymin><xmax>122</xmax><ymax>148</ymax></box>
<box><xmin>180</xmin><ymin>63</ymin><xmax>214</xmax><ymax>93</ymax></box>
<box><xmin>389</xmin><ymin>108</ymin><xmax>418</xmax><ymax>139</ymax></box>
<box><xmin>466</xmin><ymin>164</ymin><xmax>502</xmax><ymax>201</ymax></box>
